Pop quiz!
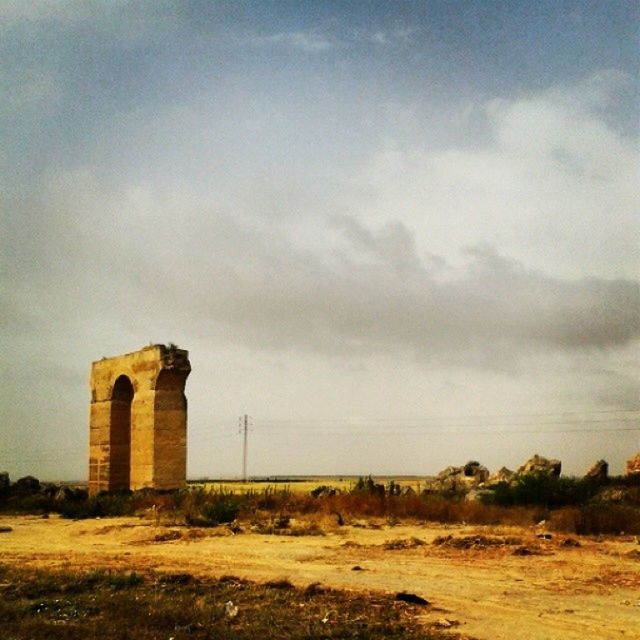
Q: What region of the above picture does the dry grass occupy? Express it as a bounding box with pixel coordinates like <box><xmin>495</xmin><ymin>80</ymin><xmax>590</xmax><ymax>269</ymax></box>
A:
<box><xmin>3</xmin><ymin>475</ymin><xmax>639</xmax><ymax>535</ymax></box>
<box><xmin>0</xmin><ymin>564</ymin><xmax>454</xmax><ymax>640</ymax></box>
<box><xmin>193</xmin><ymin>477</ymin><xmax>427</xmax><ymax>495</ymax></box>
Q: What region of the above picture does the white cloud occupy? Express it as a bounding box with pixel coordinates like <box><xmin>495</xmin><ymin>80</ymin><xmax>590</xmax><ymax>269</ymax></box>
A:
<box><xmin>367</xmin><ymin>26</ymin><xmax>417</xmax><ymax>45</ymax></box>
<box><xmin>246</xmin><ymin>31</ymin><xmax>335</xmax><ymax>53</ymax></box>
<box><xmin>348</xmin><ymin>72</ymin><xmax>639</xmax><ymax>280</ymax></box>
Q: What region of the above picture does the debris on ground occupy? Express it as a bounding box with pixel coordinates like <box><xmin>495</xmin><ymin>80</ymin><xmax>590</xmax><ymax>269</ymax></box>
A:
<box><xmin>383</xmin><ymin>537</ymin><xmax>426</xmax><ymax>550</ymax></box>
<box><xmin>395</xmin><ymin>592</ymin><xmax>429</xmax><ymax>605</ymax></box>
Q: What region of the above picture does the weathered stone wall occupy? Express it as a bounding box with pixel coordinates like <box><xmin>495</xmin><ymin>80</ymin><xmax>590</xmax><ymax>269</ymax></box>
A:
<box><xmin>88</xmin><ymin>345</ymin><xmax>190</xmax><ymax>495</ymax></box>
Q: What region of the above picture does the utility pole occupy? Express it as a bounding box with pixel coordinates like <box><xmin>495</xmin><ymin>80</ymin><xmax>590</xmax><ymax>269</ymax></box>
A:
<box><xmin>239</xmin><ymin>414</ymin><xmax>249</xmax><ymax>482</ymax></box>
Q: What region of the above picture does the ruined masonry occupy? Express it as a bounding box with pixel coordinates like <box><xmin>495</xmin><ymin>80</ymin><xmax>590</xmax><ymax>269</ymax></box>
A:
<box><xmin>89</xmin><ymin>344</ymin><xmax>191</xmax><ymax>495</ymax></box>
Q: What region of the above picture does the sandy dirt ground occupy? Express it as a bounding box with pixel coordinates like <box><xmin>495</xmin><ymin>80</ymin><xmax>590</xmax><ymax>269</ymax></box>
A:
<box><xmin>1</xmin><ymin>515</ymin><xmax>639</xmax><ymax>640</ymax></box>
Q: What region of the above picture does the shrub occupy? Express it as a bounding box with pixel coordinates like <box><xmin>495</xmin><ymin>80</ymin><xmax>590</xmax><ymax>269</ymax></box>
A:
<box><xmin>492</xmin><ymin>476</ymin><xmax>599</xmax><ymax>508</ymax></box>
<box><xmin>201</xmin><ymin>495</ymin><xmax>241</xmax><ymax>525</ymax></box>
<box><xmin>574</xmin><ymin>503</ymin><xmax>640</xmax><ymax>535</ymax></box>
<box><xmin>58</xmin><ymin>492</ymin><xmax>136</xmax><ymax>519</ymax></box>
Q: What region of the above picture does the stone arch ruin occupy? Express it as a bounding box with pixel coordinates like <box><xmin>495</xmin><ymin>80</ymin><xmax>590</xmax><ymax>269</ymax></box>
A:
<box><xmin>89</xmin><ymin>344</ymin><xmax>191</xmax><ymax>495</ymax></box>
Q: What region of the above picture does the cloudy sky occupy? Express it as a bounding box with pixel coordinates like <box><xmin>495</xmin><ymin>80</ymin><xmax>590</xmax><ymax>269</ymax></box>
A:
<box><xmin>1</xmin><ymin>1</ymin><xmax>638</xmax><ymax>481</ymax></box>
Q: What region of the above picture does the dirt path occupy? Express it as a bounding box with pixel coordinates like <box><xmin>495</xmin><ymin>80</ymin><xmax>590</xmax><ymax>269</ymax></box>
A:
<box><xmin>1</xmin><ymin>515</ymin><xmax>638</xmax><ymax>639</ymax></box>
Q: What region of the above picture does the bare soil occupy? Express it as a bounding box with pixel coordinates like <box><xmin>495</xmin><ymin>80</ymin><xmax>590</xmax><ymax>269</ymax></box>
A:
<box><xmin>1</xmin><ymin>514</ymin><xmax>639</xmax><ymax>639</ymax></box>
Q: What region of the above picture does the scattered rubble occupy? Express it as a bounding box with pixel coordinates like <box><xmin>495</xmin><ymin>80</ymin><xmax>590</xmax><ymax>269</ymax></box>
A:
<box><xmin>432</xmin><ymin>535</ymin><xmax>522</xmax><ymax>549</ymax></box>
<box><xmin>560</xmin><ymin>538</ymin><xmax>581</xmax><ymax>547</ymax></box>
<box><xmin>487</xmin><ymin>466</ymin><xmax>515</xmax><ymax>486</ymax></box>
<box><xmin>517</xmin><ymin>454</ymin><xmax>561</xmax><ymax>477</ymax></box>
<box><xmin>585</xmin><ymin>460</ymin><xmax>608</xmax><ymax>483</ymax></box>
<box><xmin>424</xmin><ymin>460</ymin><xmax>490</xmax><ymax>494</ymax></box>
<box><xmin>626</xmin><ymin>452</ymin><xmax>640</xmax><ymax>477</ymax></box>
<box><xmin>310</xmin><ymin>486</ymin><xmax>341</xmax><ymax>498</ymax></box>
<box><xmin>434</xmin><ymin>617</ymin><xmax>459</xmax><ymax>628</ymax></box>
<box><xmin>382</xmin><ymin>537</ymin><xmax>425</xmax><ymax>550</ymax></box>
<box><xmin>513</xmin><ymin>546</ymin><xmax>543</xmax><ymax>556</ymax></box>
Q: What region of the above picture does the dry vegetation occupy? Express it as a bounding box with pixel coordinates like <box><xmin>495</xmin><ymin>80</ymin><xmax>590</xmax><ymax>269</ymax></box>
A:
<box><xmin>0</xmin><ymin>564</ymin><xmax>454</xmax><ymax>640</ymax></box>
<box><xmin>2</xmin><ymin>473</ymin><xmax>640</xmax><ymax>535</ymax></box>
<box><xmin>1</xmin><ymin>472</ymin><xmax>639</xmax><ymax>639</ymax></box>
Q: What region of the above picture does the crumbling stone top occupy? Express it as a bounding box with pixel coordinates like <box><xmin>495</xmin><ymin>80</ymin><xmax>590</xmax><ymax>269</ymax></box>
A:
<box><xmin>93</xmin><ymin>343</ymin><xmax>188</xmax><ymax>365</ymax></box>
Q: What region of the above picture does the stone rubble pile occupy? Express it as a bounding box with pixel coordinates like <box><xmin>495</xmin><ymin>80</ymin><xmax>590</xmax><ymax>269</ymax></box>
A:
<box><xmin>516</xmin><ymin>454</ymin><xmax>561</xmax><ymax>477</ymax></box>
<box><xmin>584</xmin><ymin>459</ymin><xmax>608</xmax><ymax>483</ymax></box>
<box><xmin>626</xmin><ymin>452</ymin><xmax>640</xmax><ymax>477</ymax></box>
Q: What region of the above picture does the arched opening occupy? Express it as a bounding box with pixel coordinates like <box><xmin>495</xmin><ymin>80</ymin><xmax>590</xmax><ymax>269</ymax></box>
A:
<box><xmin>110</xmin><ymin>375</ymin><xmax>134</xmax><ymax>491</ymax></box>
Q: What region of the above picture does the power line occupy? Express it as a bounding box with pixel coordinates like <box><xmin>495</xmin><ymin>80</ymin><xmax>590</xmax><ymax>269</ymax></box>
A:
<box><xmin>253</xmin><ymin>408</ymin><xmax>640</xmax><ymax>424</ymax></box>
<box><xmin>2</xmin><ymin>414</ymin><xmax>637</xmax><ymax>464</ymax></box>
<box><xmin>255</xmin><ymin>417</ymin><xmax>638</xmax><ymax>429</ymax></box>
<box><xmin>247</xmin><ymin>426</ymin><xmax>639</xmax><ymax>437</ymax></box>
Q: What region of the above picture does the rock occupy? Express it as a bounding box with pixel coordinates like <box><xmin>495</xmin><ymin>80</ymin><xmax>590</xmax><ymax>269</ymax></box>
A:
<box><xmin>463</xmin><ymin>460</ymin><xmax>490</xmax><ymax>483</ymax></box>
<box><xmin>434</xmin><ymin>618</ymin><xmax>459</xmax><ymax>628</ymax></box>
<box><xmin>585</xmin><ymin>459</ymin><xmax>608</xmax><ymax>483</ymax></box>
<box><xmin>513</xmin><ymin>546</ymin><xmax>542</xmax><ymax>556</ymax></box>
<box><xmin>560</xmin><ymin>538</ymin><xmax>581</xmax><ymax>547</ymax></box>
<box><xmin>0</xmin><ymin>471</ymin><xmax>9</xmax><ymax>496</ymax></box>
<box><xmin>517</xmin><ymin>454</ymin><xmax>561</xmax><ymax>477</ymax></box>
<box><xmin>12</xmin><ymin>475</ymin><xmax>41</xmax><ymax>495</ymax></box>
<box><xmin>626</xmin><ymin>452</ymin><xmax>640</xmax><ymax>477</ymax></box>
<box><xmin>426</xmin><ymin>461</ymin><xmax>490</xmax><ymax>494</ymax></box>
<box><xmin>600</xmin><ymin>488</ymin><xmax>624</xmax><ymax>502</ymax></box>
<box><xmin>395</xmin><ymin>592</ymin><xmax>429</xmax><ymax>605</ymax></box>
<box><xmin>487</xmin><ymin>467</ymin><xmax>515</xmax><ymax>486</ymax></box>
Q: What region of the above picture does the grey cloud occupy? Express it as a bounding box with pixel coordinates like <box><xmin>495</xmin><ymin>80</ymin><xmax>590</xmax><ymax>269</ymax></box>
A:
<box><xmin>142</xmin><ymin>213</ymin><xmax>640</xmax><ymax>364</ymax></box>
<box><xmin>4</xmin><ymin>169</ymin><xmax>638</xmax><ymax>373</ymax></box>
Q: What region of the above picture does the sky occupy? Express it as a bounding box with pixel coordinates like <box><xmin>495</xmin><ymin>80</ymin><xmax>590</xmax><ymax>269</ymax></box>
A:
<box><xmin>1</xmin><ymin>0</ymin><xmax>638</xmax><ymax>481</ymax></box>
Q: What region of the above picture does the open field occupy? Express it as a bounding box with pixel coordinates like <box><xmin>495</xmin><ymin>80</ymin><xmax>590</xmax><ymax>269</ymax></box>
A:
<box><xmin>191</xmin><ymin>476</ymin><xmax>430</xmax><ymax>495</ymax></box>
<box><xmin>1</xmin><ymin>513</ymin><xmax>639</xmax><ymax>640</ymax></box>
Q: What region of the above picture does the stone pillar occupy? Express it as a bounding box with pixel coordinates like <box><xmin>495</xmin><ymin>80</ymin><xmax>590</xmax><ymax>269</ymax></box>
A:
<box><xmin>88</xmin><ymin>344</ymin><xmax>191</xmax><ymax>495</ymax></box>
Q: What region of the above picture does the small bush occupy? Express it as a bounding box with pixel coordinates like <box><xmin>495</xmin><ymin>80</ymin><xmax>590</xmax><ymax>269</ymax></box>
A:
<box><xmin>492</xmin><ymin>476</ymin><xmax>599</xmax><ymax>509</ymax></box>
<box><xmin>58</xmin><ymin>492</ymin><xmax>136</xmax><ymax>519</ymax></box>
<box><xmin>574</xmin><ymin>503</ymin><xmax>640</xmax><ymax>535</ymax></box>
<box><xmin>195</xmin><ymin>493</ymin><xmax>243</xmax><ymax>526</ymax></box>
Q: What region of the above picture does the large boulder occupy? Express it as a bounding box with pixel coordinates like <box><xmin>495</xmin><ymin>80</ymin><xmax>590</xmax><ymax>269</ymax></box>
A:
<box><xmin>463</xmin><ymin>461</ymin><xmax>490</xmax><ymax>484</ymax></box>
<box><xmin>426</xmin><ymin>461</ymin><xmax>489</xmax><ymax>494</ymax></box>
<box><xmin>626</xmin><ymin>453</ymin><xmax>640</xmax><ymax>477</ymax></box>
<box><xmin>585</xmin><ymin>460</ymin><xmax>608</xmax><ymax>483</ymax></box>
<box><xmin>517</xmin><ymin>454</ymin><xmax>561</xmax><ymax>477</ymax></box>
<box><xmin>487</xmin><ymin>467</ymin><xmax>514</xmax><ymax>486</ymax></box>
<box><xmin>12</xmin><ymin>475</ymin><xmax>41</xmax><ymax>495</ymax></box>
